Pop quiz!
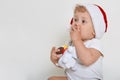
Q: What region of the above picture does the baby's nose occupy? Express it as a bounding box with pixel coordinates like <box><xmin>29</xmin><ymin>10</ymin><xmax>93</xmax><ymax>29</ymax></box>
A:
<box><xmin>72</xmin><ymin>23</ymin><xmax>78</xmax><ymax>29</ymax></box>
<box><xmin>74</xmin><ymin>24</ymin><xmax>78</xmax><ymax>27</ymax></box>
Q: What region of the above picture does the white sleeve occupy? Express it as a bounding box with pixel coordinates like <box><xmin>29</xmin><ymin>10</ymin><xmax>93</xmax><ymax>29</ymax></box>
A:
<box><xmin>85</xmin><ymin>39</ymin><xmax>104</xmax><ymax>56</ymax></box>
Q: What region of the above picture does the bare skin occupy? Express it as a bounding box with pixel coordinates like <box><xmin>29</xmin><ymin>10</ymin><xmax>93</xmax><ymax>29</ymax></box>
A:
<box><xmin>48</xmin><ymin>76</ymin><xmax>67</xmax><ymax>80</ymax></box>
<box><xmin>50</xmin><ymin>47</ymin><xmax>61</xmax><ymax>65</ymax></box>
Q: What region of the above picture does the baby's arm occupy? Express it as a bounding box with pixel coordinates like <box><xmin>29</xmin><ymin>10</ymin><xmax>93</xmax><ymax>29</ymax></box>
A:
<box><xmin>73</xmin><ymin>40</ymin><xmax>102</xmax><ymax>66</ymax></box>
<box><xmin>70</xmin><ymin>26</ymin><xmax>102</xmax><ymax>66</ymax></box>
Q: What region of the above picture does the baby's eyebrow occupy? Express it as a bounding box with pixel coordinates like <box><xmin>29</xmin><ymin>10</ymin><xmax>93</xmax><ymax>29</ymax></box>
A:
<box><xmin>81</xmin><ymin>16</ymin><xmax>86</xmax><ymax>19</ymax></box>
<box><xmin>73</xmin><ymin>16</ymin><xmax>77</xmax><ymax>18</ymax></box>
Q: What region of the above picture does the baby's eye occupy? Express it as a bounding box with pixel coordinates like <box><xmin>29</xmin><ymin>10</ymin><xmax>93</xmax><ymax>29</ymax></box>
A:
<box><xmin>82</xmin><ymin>20</ymin><xmax>86</xmax><ymax>23</ymax></box>
<box><xmin>74</xmin><ymin>18</ymin><xmax>78</xmax><ymax>22</ymax></box>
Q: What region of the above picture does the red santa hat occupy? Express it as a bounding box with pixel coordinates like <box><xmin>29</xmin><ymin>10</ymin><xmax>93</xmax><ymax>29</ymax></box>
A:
<box><xmin>70</xmin><ymin>4</ymin><xmax>108</xmax><ymax>39</ymax></box>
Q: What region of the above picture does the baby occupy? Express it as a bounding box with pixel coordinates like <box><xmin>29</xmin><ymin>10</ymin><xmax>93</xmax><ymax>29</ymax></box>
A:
<box><xmin>49</xmin><ymin>3</ymin><xmax>108</xmax><ymax>80</ymax></box>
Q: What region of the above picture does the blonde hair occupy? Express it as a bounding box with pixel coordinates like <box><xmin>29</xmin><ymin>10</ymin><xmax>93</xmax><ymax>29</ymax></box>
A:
<box><xmin>74</xmin><ymin>4</ymin><xmax>87</xmax><ymax>13</ymax></box>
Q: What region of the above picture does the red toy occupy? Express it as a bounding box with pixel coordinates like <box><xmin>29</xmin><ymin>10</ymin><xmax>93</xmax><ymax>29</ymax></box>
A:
<box><xmin>56</xmin><ymin>45</ymin><xmax>68</xmax><ymax>54</ymax></box>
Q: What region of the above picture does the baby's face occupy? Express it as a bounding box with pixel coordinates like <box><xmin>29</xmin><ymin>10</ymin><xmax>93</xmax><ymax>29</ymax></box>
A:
<box><xmin>71</xmin><ymin>11</ymin><xmax>95</xmax><ymax>41</ymax></box>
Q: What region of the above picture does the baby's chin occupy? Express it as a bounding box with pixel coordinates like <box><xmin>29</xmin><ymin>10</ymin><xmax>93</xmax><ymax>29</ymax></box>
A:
<box><xmin>82</xmin><ymin>37</ymin><xmax>94</xmax><ymax>42</ymax></box>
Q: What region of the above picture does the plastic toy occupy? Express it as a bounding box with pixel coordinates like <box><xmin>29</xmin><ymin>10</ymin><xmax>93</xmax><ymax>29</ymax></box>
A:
<box><xmin>56</xmin><ymin>45</ymin><xmax>68</xmax><ymax>54</ymax></box>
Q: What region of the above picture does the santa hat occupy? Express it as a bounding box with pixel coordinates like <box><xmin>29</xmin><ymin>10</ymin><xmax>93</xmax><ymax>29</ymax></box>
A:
<box><xmin>70</xmin><ymin>4</ymin><xmax>108</xmax><ymax>39</ymax></box>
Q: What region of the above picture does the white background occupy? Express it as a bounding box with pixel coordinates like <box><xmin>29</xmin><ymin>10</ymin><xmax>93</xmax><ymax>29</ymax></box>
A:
<box><xmin>0</xmin><ymin>0</ymin><xmax>120</xmax><ymax>80</ymax></box>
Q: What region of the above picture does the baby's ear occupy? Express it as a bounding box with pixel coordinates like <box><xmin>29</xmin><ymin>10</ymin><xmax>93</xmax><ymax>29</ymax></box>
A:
<box><xmin>70</xmin><ymin>18</ymin><xmax>73</xmax><ymax>25</ymax></box>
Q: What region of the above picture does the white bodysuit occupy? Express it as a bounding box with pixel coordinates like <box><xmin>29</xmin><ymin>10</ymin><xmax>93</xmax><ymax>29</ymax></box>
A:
<box><xmin>58</xmin><ymin>38</ymin><xmax>103</xmax><ymax>80</ymax></box>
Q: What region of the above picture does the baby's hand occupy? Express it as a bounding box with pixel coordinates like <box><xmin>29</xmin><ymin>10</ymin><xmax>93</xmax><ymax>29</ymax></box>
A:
<box><xmin>50</xmin><ymin>47</ymin><xmax>61</xmax><ymax>64</ymax></box>
<box><xmin>70</xmin><ymin>25</ymin><xmax>82</xmax><ymax>42</ymax></box>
